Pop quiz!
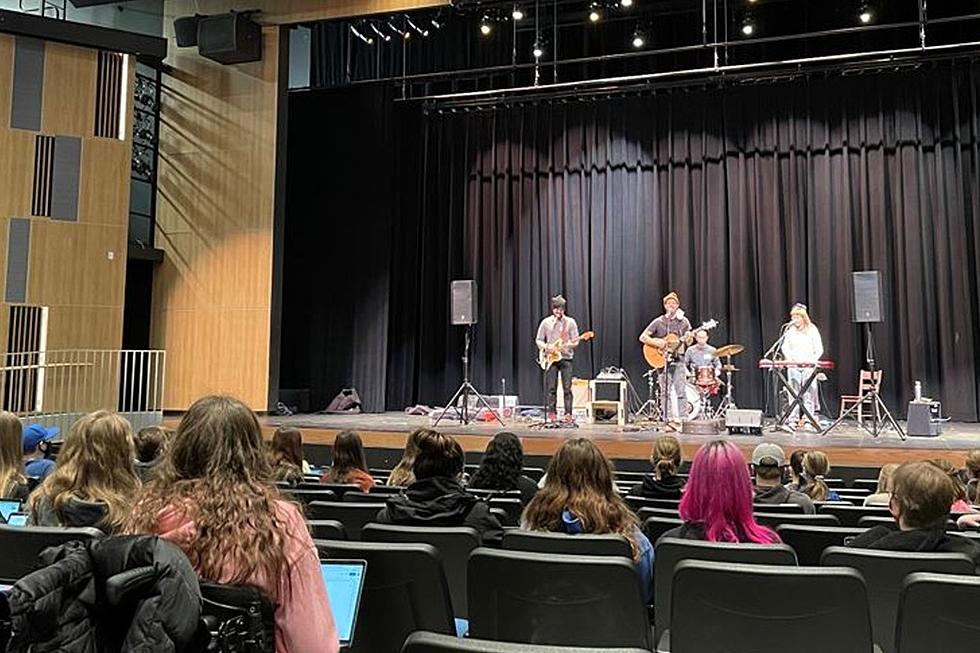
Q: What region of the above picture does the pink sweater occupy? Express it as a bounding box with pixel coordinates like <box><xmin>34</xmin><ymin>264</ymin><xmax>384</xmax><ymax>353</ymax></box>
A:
<box><xmin>155</xmin><ymin>500</ymin><xmax>339</xmax><ymax>653</ymax></box>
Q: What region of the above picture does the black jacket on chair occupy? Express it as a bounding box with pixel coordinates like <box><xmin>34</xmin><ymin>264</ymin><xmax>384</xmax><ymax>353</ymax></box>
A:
<box><xmin>6</xmin><ymin>535</ymin><xmax>202</xmax><ymax>653</ymax></box>
<box><xmin>376</xmin><ymin>476</ymin><xmax>505</xmax><ymax>543</ymax></box>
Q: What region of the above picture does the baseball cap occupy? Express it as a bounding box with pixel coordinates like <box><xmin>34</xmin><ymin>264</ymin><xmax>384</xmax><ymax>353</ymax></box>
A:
<box><xmin>23</xmin><ymin>424</ymin><xmax>59</xmax><ymax>453</ymax></box>
<box><xmin>751</xmin><ymin>443</ymin><xmax>786</xmax><ymax>467</ymax></box>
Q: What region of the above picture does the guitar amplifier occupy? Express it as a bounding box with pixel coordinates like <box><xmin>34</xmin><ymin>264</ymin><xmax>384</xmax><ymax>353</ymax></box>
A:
<box><xmin>726</xmin><ymin>409</ymin><xmax>764</xmax><ymax>435</ymax></box>
<box><xmin>907</xmin><ymin>400</ymin><xmax>943</xmax><ymax>437</ymax></box>
<box><xmin>591</xmin><ymin>379</ymin><xmax>627</xmax><ymax>404</ymax></box>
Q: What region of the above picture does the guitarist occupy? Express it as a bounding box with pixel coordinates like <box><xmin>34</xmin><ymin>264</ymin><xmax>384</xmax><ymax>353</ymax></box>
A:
<box><xmin>638</xmin><ymin>291</ymin><xmax>692</xmax><ymax>423</ymax></box>
<box><xmin>535</xmin><ymin>294</ymin><xmax>580</xmax><ymax>422</ymax></box>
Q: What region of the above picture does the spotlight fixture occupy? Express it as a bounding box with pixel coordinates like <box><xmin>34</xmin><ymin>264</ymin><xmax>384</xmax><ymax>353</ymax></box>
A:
<box><xmin>741</xmin><ymin>17</ymin><xmax>755</xmax><ymax>36</ymax></box>
<box><xmin>620</xmin><ymin>0</ymin><xmax>633</xmax><ymax>8</ymax></box>
<box><xmin>369</xmin><ymin>22</ymin><xmax>391</xmax><ymax>42</ymax></box>
<box><xmin>858</xmin><ymin>3</ymin><xmax>874</xmax><ymax>23</ymax></box>
<box><xmin>588</xmin><ymin>2</ymin><xmax>601</xmax><ymax>22</ymax></box>
<box><xmin>480</xmin><ymin>15</ymin><xmax>492</xmax><ymax>36</ymax></box>
<box><xmin>349</xmin><ymin>23</ymin><xmax>374</xmax><ymax>45</ymax></box>
<box><xmin>406</xmin><ymin>16</ymin><xmax>429</xmax><ymax>37</ymax></box>
<box><xmin>512</xmin><ymin>4</ymin><xmax>524</xmax><ymax>21</ymax></box>
<box><xmin>631</xmin><ymin>26</ymin><xmax>645</xmax><ymax>48</ymax></box>
<box><xmin>532</xmin><ymin>38</ymin><xmax>544</xmax><ymax>59</ymax></box>
<box><xmin>388</xmin><ymin>20</ymin><xmax>410</xmax><ymax>40</ymax></box>
<box><xmin>431</xmin><ymin>17</ymin><xmax>443</xmax><ymax>30</ymax></box>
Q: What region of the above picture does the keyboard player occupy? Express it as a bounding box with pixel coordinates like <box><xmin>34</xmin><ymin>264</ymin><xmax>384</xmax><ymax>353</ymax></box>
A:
<box><xmin>781</xmin><ymin>303</ymin><xmax>824</xmax><ymax>430</ymax></box>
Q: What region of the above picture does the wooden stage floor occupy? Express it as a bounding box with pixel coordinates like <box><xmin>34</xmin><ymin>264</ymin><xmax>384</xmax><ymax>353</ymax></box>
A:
<box><xmin>262</xmin><ymin>411</ymin><xmax>980</xmax><ymax>467</ymax></box>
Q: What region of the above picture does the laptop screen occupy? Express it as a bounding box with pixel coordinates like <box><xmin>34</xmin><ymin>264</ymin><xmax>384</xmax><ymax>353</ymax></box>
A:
<box><xmin>320</xmin><ymin>559</ymin><xmax>366</xmax><ymax>647</ymax></box>
<box><xmin>5</xmin><ymin>513</ymin><xmax>28</xmax><ymax>527</ymax></box>
<box><xmin>0</xmin><ymin>500</ymin><xmax>21</xmax><ymax>523</ymax></box>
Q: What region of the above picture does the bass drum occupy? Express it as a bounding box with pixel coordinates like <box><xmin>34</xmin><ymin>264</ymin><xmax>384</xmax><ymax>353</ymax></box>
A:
<box><xmin>672</xmin><ymin>382</ymin><xmax>702</xmax><ymax>420</ymax></box>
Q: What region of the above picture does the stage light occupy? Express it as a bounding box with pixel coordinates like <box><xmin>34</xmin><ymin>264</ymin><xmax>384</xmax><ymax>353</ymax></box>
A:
<box><xmin>388</xmin><ymin>20</ymin><xmax>410</xmax><ymax>40</ymax></box>
<box><xmin>431</xmin><ymin>17</ymin><xmax>443</xmax><ymax>30</ymax></box>
<box><xmin>532</xmin><ymin>39</ymin><xmax>544</xmax><ymax>59</ymax></box>
<box><xmin>406</xmin><ymin>16</ymin><xmax>429</xmax><ymax>37</ymax></box>
<box><xmin>858</xmin><ymin>3</ymin><xmax>874</xmax><ymax>23</ymax></box>
<box><xmin>369</xmin><ymin>22</ymin><xmax>391</xmax><ymax>42</ymax></box>
<box><xmin>589</xmin><ymin>2</ymin><xmax>602</xmax><ymax>22</ymax></box>
<box><xmin>741</xmin><ymin>18</ymin><xmax>755</xmax><ymax>36</ymax></box>
<box><xmin>350</xmin><ymin>24</ymin><xmax>374</xmax><ymax>45</ymax></box>
<box><xmin>512</xmin><ymin>4</ymin><xmax>524</xmax><ymax>21</ymax></box>
<box><xmin>631</xmin><ymin>27</ymin><xmax>645</xmax><ymax>48</ymax></box>
<box><xmin>480</xmin><ymin>16</ymin><xmax>492</xmax><ymax>36</ymax></box>
<box><xmin>620</xmin><ymin>0</ymin><xmax>633</xmax><ymax>8</ymax></box>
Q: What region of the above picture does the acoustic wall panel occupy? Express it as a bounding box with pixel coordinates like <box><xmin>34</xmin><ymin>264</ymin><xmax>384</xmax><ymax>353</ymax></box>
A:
<box><xmin>5</xmin><ymin>218</ymin><xmax>30</xmax><ymax>303</ymax></box>
<box><xmin>50</xmin><ymin>136</ymin><xmax>81</xmax><ymax>221</ymax></box>
<box><xmin>10</xmin><ymin>37</ymin><xmax>44</xmax><ymax>131</ymax></box>
<box><xmin>31</xmin><ymin>134</ymin><xmax>54</xmax><ymax>217</ymax></box>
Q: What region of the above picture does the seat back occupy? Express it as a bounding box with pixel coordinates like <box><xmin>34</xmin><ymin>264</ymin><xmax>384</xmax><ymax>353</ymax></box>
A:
<box><xmin>502</xmin><ymin>530</ymin><xmax>632</xmax><ymax>558</ymax></box>
<box><xmin>0</xmin><ymin>525</ymin><xmax>104</xmax><ymax>582</ymax></box>
<box><xmin>671</xmin><ymin>560</ymin><xmax>873</xmax><ymax>653</ymax></box>
<box><xmin>317</xmin><ymin>483</ymin><xmax>362</xmax><ymax>498</ymax></box>
<box><xmin>859</xmin><ymin>369</ymin><xmax>883</xmax><ymax>393</ymax></box>
<box><xmin>817</xmin><ymin>503</ymin><xmax>891</xmax><ymax>526</ymax></box>
<box><xmin>752</xmin><ymin>502</ymin><xmax>805</xmax><ymax>514</ymax></box>
<box><xmin>402</xmin><ymin>631</ymin><xmax>651</xmax><ymax>653</ymax></box>
<box><xmin>306</xmin><ymin>501</ymin><xmax>385</xmax><ymax>540</ymax></box>
<box><xmin>642</xmin><ymin>515</ymin><xmax>684</xmax><ymax>543</ymax></box>
<box><xmin>774</xmin><ymin>524</ymin><xmax>866</xmax><ymax>565</ymax></box>
<box><xmin>753</xmin><ymin>513</ymin><xmax>840</xmax><ymax>528</ymax></box>
<box><xmin>821</xmin><ymin>546</ymin><xmax>975</xmax><ymax>653</ymax></box>
<box><xmin>361</xmin><ymin>523</ymin><xmax>479</xmax><ymax>617</ymax></box>
<box><xmin>282</xmin><ymin>488</ymin><xmax>337</xmax><ymax>505</ymax></box>
<box><xmin>626</xmin><ymin>496</ymin><xmax>680</xmax><ymax>511</ymax></box>
<box><xmin>468</xmin><ymin>547</ymin><xmax>651</xmax><ymax>650</ymax></box>
<box><xmin>315</xmin><ymin>539</ymin><xmax>455</xmax><ymax>653</ymax></box>
<box><xmin>654</xmin><ymin>537</ymin><xmax>797</xmax><ymax>641</ymax></box>
<box><xmin>895</xmin><ymin>572</ymin><xmax>980</xmax><ymax>653</ymax></box>
<box><xmin>487</xmin><ymin>498</ymin><xmax>523</xmax><ymax>525</ymax></box>
<box><xmin>307</xmin><ymin>519</ymin><xmax>346</xmax><ymax>540</ymax></box>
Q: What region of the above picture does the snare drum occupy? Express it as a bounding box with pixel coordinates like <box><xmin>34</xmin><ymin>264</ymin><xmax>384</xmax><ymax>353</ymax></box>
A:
<box><xmin>695</xmin><ymin>366</ymin><xmax>718</xmax><ymax>388</ymax></box>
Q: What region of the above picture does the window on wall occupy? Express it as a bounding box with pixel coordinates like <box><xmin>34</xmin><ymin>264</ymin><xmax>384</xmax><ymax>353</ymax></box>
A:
<box><xmin>129</xmin><ymin>61</ymin><xmax>159</xmax><ymax>247</ymax></box>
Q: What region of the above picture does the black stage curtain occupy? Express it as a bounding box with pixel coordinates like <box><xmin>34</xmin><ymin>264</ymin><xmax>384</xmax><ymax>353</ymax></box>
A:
<box><xmin>283</xmin><ymin>62</ymin><xmax>980</xmax><ymax>420</ymax></box>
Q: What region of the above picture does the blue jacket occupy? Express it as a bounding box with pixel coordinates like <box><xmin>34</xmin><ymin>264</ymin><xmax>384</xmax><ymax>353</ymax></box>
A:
<box><xmin>562</xmin><ymin>509</ymin><xmax>654</xmax><ymax>603</ymax></box>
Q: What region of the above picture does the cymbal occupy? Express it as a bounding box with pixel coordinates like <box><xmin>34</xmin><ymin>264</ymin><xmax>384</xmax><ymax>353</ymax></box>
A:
<box><xmin>721</xmin><ymin>364</ymin><xmax>740</xmax><ymax>372</ymax></box>
<box><xmin>715</xmin><ymin>343</ymin><xmax>745</xmax><ymax>358</ymax></box>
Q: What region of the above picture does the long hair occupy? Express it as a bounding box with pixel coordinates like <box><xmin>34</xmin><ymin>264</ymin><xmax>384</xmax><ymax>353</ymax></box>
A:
<box><xmin>876</xmin><ymin>463</ymin><xmax>900</xmax><ymax>493</ymax></box>
<box><xmin>0</xmin><ymin>412</ymin><xmax>25</xmax><ymax>497</ymax></box>
<box><xmin>927</xmin><ymin>458</ymin><xmax>968</xmax><ymax>502</ymax></box>
<box><xmin>523</xmin><ymin>438</ymin><xmax>642</xmax><ymax>558</ymax></box>
<box><xmin>388</xmin><ymin>428</ymin><xmax>431</xmax><ymax>487</ymax></box>
<box><xmin>802</xmin><ymin>451</ymin><xmax>832</xmax><ymax>501</ymax></box>
<box><xmin>124</xmin><ymin>396</ymin><xmax>292</xmax><ymax>596</ymax></box>
<box><xmin>650</xmin><ymin>435</ymin><xmax>682</xmax><ymax>480</ymax></box>
<box><xmin>270</xmin><ymin>427</ymin><xmax>304</xmax><ymax>467</ymax></box>
<box><xmin>329</xmin><ymin>430</ymin><xmax>369</xmax><ymax>482</ymax></box>
<box><xmin>790</xmin><ymin>304</ymin><xmax>812</xmax><ymax>328</ymax></box>
<box><xmin>468</xmin><ymin>432</ymin><xmax>524</xmax><ymax>490</ymax></box>
<box><xmin>788</xmin><ymin>450</ymin><xmax>806</xmax><ymax>485</ymax></box>
<box><xmin>679</xmin><ymin>441</ymin><xmax>780</xmax><ymax>544</ymax></box>
<box><xmin>29</xmin><ymin>411</ymin><xmax>139</xmax><ymax>531</ymax></box>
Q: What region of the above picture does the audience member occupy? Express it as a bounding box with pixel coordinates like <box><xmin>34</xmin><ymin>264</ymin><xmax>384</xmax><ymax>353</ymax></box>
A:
<box><xmin>849</xmin><ymin>461</ymin><xmax>980</xmax><ymax>567</ymax></box>
<box><xmin>785</xmin><ymin>449</ymin><xmax>806</xmax><ymax>491</ymax></box>
<box><xmin>628</xmin><ymin>435</ymin><xmax>685</xmax><ymax>500</ymax></box>
<box><xmin>134</xmin><ymin>425</ymin><xmax>173</xmax><ymax>483</ymax></box>
<box><xmin>751</xmin><ymin>443</ymin><xmax>815</xmax><ymax>514</ymax></box>
<box><xmin>125</xmin><ymin>395</ymin><xmax>339</xmax><ymax>653</ymax></box>
<box><xmin>0</xmin><ymin>412</ymin><xmax>29</xmax><ymax>500</ymax></box>
<box><xmin>376</xmin><ymin>431</ymin><xmax>503</xmax><ymax>542</ymax></box>
<box><xmin>864</xmin><ymin>463</ymin><xmax>899</xmax><ymax>506</ymax></box>
<box><xmin>928</xmin><ymin>458</ymin><xmax>977</xmax><ymax>513</ymax></box>
<box><xmin>522</xmin><ymin>437</ymin><xmax>653</xmax><ymax>602</ymax></box>
<box><xmin>661</xmin><ymin>440</ymin><xmax>780</xmax><ymax>544</ymax></box>
<box><xmin>467</xmin><ymin>432</ymin><xmax>538</xmax><ymax>505</ymax></box>
<box><xmin>322</xmin><ymin>430</ymin><xmax>375</xmax><ymax>492</ymax></box>
<box><xmin>965</xmin><ymin>449</ymin><xmax>980</xmax><ymax>502</ymax></box>
<box><xmin>22</xmin><ymin>423</ymin><xmax>58</xmax><ymax>482</ymax></box>
<box><xmin>387</xmin><ymin>427</ymin><xmax>428</xmax><ymax>487</ymax></box>
<box><xmin>800</xmin><ymin>451</ymin><xmax>841</xmax><ymax>502</ymax></box>
<box><xmin>28</xmin><ymin>411</ymin><xmax>139</xmax><ymax>532</ymax></box>
<box><xmin>269</xmin><ymin>427</ymin><xmax>307</xmax><ymax>486</ymax></box>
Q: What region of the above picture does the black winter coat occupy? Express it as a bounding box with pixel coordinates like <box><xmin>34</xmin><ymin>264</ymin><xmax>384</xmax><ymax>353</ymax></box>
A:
<box><xmin>375</xmin><ymin>476</ymin><xmax>505</xmax><ymax>543</ymax></box>
<box><xmin>6</xmin><ymin>535</ymin><xmax>202</xmax><ymax>653</ymax></box>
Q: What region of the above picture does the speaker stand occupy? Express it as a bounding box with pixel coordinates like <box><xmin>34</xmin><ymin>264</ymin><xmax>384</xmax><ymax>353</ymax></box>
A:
<box><xmin>433</xmin><ymin>325</ymin><xmax>504</xmax><ymax>427</ymax></box>
<box><xmin>823</xmin><ymin>323</ymin><xmax>906</xmax><ymax>440</ymax></box>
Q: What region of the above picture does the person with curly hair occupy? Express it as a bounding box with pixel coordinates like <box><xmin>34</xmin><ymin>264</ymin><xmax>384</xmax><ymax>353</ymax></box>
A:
<box><xmin>467</xmin><ymin>432</ymin><xmax>538</xmax><ymax>505</ymax></box>
<box><xmin>125</xmin><ymin>395</ymin><xmax>339</xmax><ymax>653</ymax></box>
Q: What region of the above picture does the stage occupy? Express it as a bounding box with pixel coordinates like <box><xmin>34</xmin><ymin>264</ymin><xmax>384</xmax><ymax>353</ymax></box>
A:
<box><xmin>260</xmin><ymin>411</ymin><xmax>980</xmax><ymax>468</ymax></box>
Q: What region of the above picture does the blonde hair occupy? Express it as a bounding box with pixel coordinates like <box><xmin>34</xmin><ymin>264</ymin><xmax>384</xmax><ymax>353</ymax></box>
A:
<box><xmin>802</xmin><ymin>451</ymin><xmax>831</xmax><ymax>501</ymax></box>
<box><xmin>876</xmin><ymin>463</ymin><xmax>900</xmax><ymax>494</ymax></box>
<box><xmin>29</xmin><ymin>411</ymin><xmax>139</xmax><ymax>531</ymax></box>
<box><xmin>650</xmin><ymin>435</ymin><xmax>682</xmax><ymax>480</ymax></box>
<box><xmin>790</xmin><ymin>304</ymin><xmax>812</xmax><ymax>328</ymax></box>
<box><xmin>0</xmin><ymin>412</ymin><xmax>25</xmax><ymax>497</ymax></box>
<box><xmin>388</xmin><ymin>428</ymin><xmax>431</xmax><ymax>487</ymax></box>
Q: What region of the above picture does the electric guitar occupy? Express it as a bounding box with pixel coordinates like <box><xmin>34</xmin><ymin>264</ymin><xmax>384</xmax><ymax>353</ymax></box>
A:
<box><xmin>538</xmin><ymin>331</ymin><xmax>595</xmax><ymax>370</ymax></box>
<box><xmin>643</xmin><ymin>319</ymin><xmax>718</xmax><ymax>369</ymax></box>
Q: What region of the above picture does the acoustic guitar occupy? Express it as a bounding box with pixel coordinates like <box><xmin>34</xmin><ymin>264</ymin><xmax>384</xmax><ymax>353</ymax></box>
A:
<box><xmin>538</xmin><ymin>331</ymin><xmax>595</xmax><ymax>370</ymax></box>
<box><xmin>642</xmin><ymin>319</ymin><xmax>718</xmax><ymax>369</ymax></box>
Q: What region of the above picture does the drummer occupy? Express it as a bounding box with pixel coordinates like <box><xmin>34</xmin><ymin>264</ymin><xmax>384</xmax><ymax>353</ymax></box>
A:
<box><xmin>684</xmin><ymin>328</ymin><xmax>722</xmax><ymax>379</ymax></box>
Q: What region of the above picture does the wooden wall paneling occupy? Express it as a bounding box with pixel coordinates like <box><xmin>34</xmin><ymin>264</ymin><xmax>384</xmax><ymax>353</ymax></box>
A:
<box><xmin>40</xmin><ymin>42</ymin><xmax>97</xmax><ymax>138</ymax></box>
<box><xmin>78</xmin><ymin>137</ymin><xmax>131</xmax><ymax>227</ymax></box>
<box><xmin>27</xmin><ymin>220</ymin><xmax>126</xmax><ymax>308</ymax></box>
<box><xmin>0</xmin><ymin>129</ymin><xmax>36</xmax><ymax>218</ymax></box>
<box><xmin>0</xmin><ymin>35</ymin><xmax>12</xmax><ymax>128</ymax></box>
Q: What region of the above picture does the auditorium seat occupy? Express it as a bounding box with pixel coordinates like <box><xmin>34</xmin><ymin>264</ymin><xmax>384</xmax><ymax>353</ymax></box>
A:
<box><xmin>521</xmin><ymin>467</ymin><xmax>546</xmax><ymax>481</ymax></box>
<box><xmin>344</xmin><ymin>491</ymin><xmax>392</xmax><ymax>503</ymax></box>
<box><xmin>643</xmin><ymin>515</ymin><xmax>684</xmax><ymax>543</ymax></box>
<box><xmin>306</xmin><ymin>501</ymin><xmax>385</xmax><ymax>539</ymax></box>
<box><xmin>823</xmin><ymin>478</ymin><xmax>846</xmax><ymax>488</ymax></box>
<box><xmin>0</xmin><ymin>525</ymin><xmax>104</xmax><ymax>582</ymax></box>
<box><xmin>307</xmin><ymin>519</ymin><xmax>346</xmax><ymax>540</ymax></box>
<box><xmin>362</xmin><ymin>523</ymin><xmax>480</xmax><ymax>618</ymax></box>
<box><xmin>316</xmin><ymin>539</ymin><xmax>455</xmax><ymax>653</ymax></box>
<box><xmin>670</xmin><ymin>560</ymin><xmax>874</xmax><ymax>653</ymax></box>
<box><xmin>752</xmin><ymin>502</ymin><xmax>805</xmax><ymax>514</ymax></box>
<box><xmin>626</xmin><ymin>496</ymin><xmax>680</xmax><ymax>511</ymax></box>
<box><xmin>853</xmin><ymin>478</ymin><xmax>881</xmax><ymax>492</ymax></box>
<box><xmin>818</xmin><ymin>504</ymin><xmax>891</xmax><ymax>526</ymax></box>
<box><xmin>895</xmin><ymin>572</ymin><xmax>980</xmax><ymax>653</ymax></box>
<box><xmin>317</xmin><ymin>483</ymin><xmax>363</xmax><ymax>498</ymax></box>
<box><xmin>281</xmin><ymin>488</ymin><xmax>337</xmax><ymax>505</ymax></box>
<box><xmin>489</xmin><ymin>507</ymin><xmax>516</xmax><ymax>527</ymax></box>
<box><xmin>467</xmin><ymin>548</ymin><xmax>652</xmax><ymax>650</ymax></box>
<box><xmin>637</xmin><ymin>507</ymin><xmax>681</xmax><ymax>522</ymax></box>
<box><xmin>774</xmin><ymin>524</ymin><xmax>866</xmax><ymax>566</ymax></box>
<box><xmin>821</xmin><ymin>546</ymin><xmax>976</xmax><ymax>653</ymax></box>
<box><xmin>654</xmin><ymin>537</ymin><xmax>797</xmax><ymax>648</ymax></box>
<box><xmin>487</xmin><ymin>498</ymin><xmax>523</xmax><ymax>525</ymax></box>
<box><xmin>753</xmin><ymin>513</ymin><xmax>840</xmax><ymax>528</ymax></box>
<box><xmin>467</xmin><ymin>489</ymin><xmax>521</xmax><ymax>500</ymax></box>
<box><xmin>502</xmin><ymin>530</ymin><xmax>632</xmax><ymax>558</ymax></box>
<box><xmin>614</xmin><ymin>471</ymin><xmax>647</xmax><ymax>483</ymax></box>
<box><xmin>401</xmin><ymin>631</ymin><xmax>651</xmax><ymax>653</ymax></box>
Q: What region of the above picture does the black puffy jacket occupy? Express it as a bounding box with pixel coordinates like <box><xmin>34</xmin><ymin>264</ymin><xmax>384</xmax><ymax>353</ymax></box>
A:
<box><xmin>6</xmin><ymin>535</ymin><xmax>202</xmax><ymax>653</ymax></box>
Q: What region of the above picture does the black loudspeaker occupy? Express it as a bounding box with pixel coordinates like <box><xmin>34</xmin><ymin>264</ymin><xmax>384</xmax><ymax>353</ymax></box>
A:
<box><xmin>451</xmin><ymin>280</ymin><xmax>478</xmax><ymax>325</ymax></box>
<box><xmin>851</xmin><ymin>271</ymin><xmax>882</xmax><ymax>323</ymax></box>
<box><xmin>198</xmin><ymin>14</ymin><xmax>262</xmax><ymax>65</ymax></box>
<box><xmin>174</xmin><ymin>15</ymin><xmax>200</xmax><ymax>47</ymax></box>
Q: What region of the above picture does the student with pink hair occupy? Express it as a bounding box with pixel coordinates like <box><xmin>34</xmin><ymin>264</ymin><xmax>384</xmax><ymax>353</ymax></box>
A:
<box><xmin>659</xmin><ymin>440</ymin><xmax>780</xmax><ymax>544</ymax></box>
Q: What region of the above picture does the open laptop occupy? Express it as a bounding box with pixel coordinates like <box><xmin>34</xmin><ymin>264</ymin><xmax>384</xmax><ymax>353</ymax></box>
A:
<box><xmin>0</xmin><ymin>499</ymin><xmax>21</xmax><ymax>523</ymax></box>
<box><xmin>320</xmin><ymin>559</ymin><xmax>367</xmax><ymax>649</ymax></box>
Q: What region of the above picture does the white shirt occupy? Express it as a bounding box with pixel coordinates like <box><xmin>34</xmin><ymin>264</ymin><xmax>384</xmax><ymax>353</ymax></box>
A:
<box><xmin>781</xmin><ymin>323</ymin><xmax>823</xmax><ymax>362</ymax></box>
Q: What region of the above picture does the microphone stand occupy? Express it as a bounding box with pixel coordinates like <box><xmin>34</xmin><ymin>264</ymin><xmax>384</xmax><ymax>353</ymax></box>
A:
<box><xmin>762</xmin><ymin>324</ymin><xmax>790</xmax><ymax>418</ymax></box>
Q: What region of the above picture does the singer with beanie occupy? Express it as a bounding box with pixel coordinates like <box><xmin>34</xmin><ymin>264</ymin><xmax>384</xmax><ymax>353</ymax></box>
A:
<box><xmin>638</xmin><ymin>291</ymin><xmax>692</xmax><ymax>422</ymax></box>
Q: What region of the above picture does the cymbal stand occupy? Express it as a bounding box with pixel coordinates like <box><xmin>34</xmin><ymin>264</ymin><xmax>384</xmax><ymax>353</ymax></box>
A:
<box><xmin>636</xmin><ymin>368</ymin><xmax>663</xmax><ymax>421</ymax></box>
<box><xmin>716</xmin><ymin>355</ymin><xmax>737</xmax><ymax>416</ymax></box>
